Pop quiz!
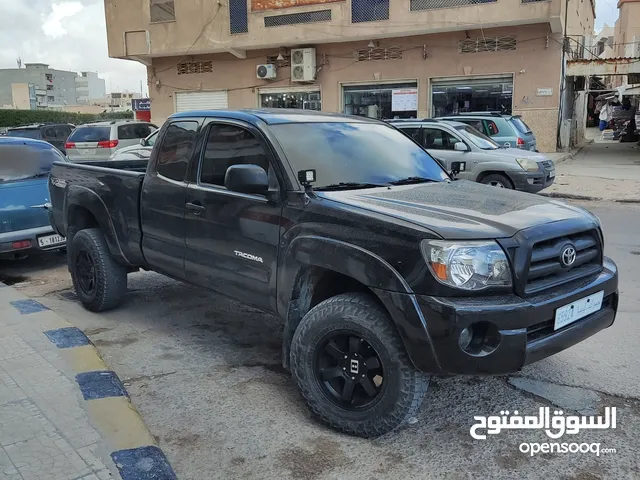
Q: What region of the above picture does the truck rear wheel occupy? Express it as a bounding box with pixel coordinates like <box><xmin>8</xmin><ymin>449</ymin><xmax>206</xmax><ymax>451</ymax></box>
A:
<box><xmin>70</xmin><ymin>228</ymin><xmax>127</xmax><ymax>312</ymax></box>
<box><xmin>290</xmin><ymin>293</ymin><xmax>429</xmax><ymax>437</ymax></box>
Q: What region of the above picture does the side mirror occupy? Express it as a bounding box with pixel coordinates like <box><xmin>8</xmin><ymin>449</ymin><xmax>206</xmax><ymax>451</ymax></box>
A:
<box><xmin>450</xmin><ymin>161</ymin><xmax>466</xmax><ymax>176</ymax></box>
<box><xmin>140</xmin><ymin>138</ymin><xmax>146</xmax><ymax>146</ymax></box>
<box><xmin>225</xmin><ymin>164</ymin><xmax>269</xmax><ymax>195</ymax></box>
<box><xmin>454</xmin><ymin>142</ymin><xmax>469</xmax><ymax>152</ymax></box>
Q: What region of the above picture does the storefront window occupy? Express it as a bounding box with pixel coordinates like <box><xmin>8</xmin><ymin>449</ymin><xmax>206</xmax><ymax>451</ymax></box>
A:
<box><xmin>343</xmin><ymin>83</ymin><xmax>418</xmax><ymax>120</ymax></box>
<box><xmin>260</xmin><ymin>91</ymin><xmax>321</xmax><ymax>110</ymax></box>
<box><xmin>431</xmin><ymin>77</ymin><xmax>513</xmax><ymax>117</ymax></box>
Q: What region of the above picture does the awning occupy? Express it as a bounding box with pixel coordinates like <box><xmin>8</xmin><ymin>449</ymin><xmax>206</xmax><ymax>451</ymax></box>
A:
<box><xmin>566</xmin><ymin>57</ymin><xmax>640</xmax><ymax>76</ymax></box>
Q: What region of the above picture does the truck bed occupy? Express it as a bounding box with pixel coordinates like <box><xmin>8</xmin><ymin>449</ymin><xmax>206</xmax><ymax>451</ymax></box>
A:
<box><xmin>48</xmin><ymin>159</ymin><xmax>148</xmax><ymax>267</ymax></box>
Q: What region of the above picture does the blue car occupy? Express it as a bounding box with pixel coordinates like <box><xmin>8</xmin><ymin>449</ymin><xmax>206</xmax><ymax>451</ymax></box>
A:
<box><xmin>1</xmin><ymin>137</ymin><xmax>67</xmax><ymax>259</ymax></box>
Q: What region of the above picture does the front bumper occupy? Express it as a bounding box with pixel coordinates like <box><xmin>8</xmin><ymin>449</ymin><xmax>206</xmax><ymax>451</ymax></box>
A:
<box><xmin>0</xmin><ymin>225</ymin><xmax>65</xmax><ymax>256</ymax></box>
<box><xmin>374</xmin><ymin>257</ymin><xmax>618</xmax><ymax>375</ymax></box>
<box><xmin>508</xmin><ymin>169</ymin><xmax>556</xmax><ymax>193</ymax></box>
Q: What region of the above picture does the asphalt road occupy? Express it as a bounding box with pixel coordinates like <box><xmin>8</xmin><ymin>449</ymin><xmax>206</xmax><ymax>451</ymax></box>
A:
<box><xmin>2</xmin><ymin>200</ymin><xmax>639</xmax><ymax>480</ymax></box>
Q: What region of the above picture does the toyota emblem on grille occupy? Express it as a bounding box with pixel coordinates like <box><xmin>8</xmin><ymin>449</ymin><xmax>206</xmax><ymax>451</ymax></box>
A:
<box><xmin>561</xmin><ymin>245</ymin><xmax>577</xmax><ymax>267</ymax></box>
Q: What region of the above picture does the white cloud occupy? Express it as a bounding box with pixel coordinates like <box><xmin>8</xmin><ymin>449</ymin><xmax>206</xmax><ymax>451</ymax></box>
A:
<box><xmin>0</xmin><ymin>0</ymin><xmax>146</xmax><ymax>94</ymax></box>
<box><xmin>42</xmin><ymin>2</ymin><xmax>84</xmax><ymax>38</ymax></box>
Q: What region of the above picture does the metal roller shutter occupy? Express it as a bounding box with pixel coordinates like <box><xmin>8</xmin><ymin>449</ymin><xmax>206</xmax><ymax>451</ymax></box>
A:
<box><xmin>175</xmin><ymin>91</ymin><xmax>228</xmax><ymax>113</ymax></box>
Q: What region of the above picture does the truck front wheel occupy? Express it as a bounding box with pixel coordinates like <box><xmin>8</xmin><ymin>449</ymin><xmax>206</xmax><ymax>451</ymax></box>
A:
<box><xmin>70</xmin><ymin>228</ymin><xmax>127</xmax><ymax>312</ymax></box>
<box><xmin>290</xmin><ymin>293</ymin><xmax>429</xmax><ymax>437</ymax></box>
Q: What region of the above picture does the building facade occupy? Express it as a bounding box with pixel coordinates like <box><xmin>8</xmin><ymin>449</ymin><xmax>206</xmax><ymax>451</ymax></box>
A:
<box><xmin>75</xmin><ymin>72</ymin><xmax>107</xmax><ymax>104</ymax></box>
<box><xmin>0</xmin><ymin>63</ymin><xmax>80</xmax><ymax>108</ymax></box>
<box><xmin>104</xmin><ymin>0</ymin><xmax>595</xmax><ymax>152</ymax></box>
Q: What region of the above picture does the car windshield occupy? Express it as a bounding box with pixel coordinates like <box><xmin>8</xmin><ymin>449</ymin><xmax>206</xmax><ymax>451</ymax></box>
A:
<box><xmin>455</xmin><ymin>125</ymin><xmax>500</xmax><ymax>150</ymax></box>
<box><xmin>270</xmin><ymin>122</ymin><xmax>448</xmax><ymax>190</ymax></box>
<box><xmin>511</xmin><ymin>116</ymin><xmax>532</xmax><ymax>134</ymax></box>
<box><xmin>0</xmin><ymin>142</ymin><xmax>65</xmax><ymax>183</ymax></box>
<box><xmin>68</xmin><ymin>126</ymin><xmax>110</xmax><ymax>142</ymax></box>
<box><xmin>7</xmin><ymin>129</ymin><xmax>40</xmax><ymax>139</ymax></box>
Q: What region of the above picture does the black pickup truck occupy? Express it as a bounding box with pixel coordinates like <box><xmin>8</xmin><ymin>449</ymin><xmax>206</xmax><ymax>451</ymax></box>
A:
<box><xmin>49</xmin><ymin>110</ymin><xmax>618</xmax><ymax>437</ymax></box>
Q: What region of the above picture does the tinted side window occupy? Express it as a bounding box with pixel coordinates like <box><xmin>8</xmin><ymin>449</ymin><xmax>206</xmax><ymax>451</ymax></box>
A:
<box><xmin>398</xmin><ymin>127</ymin><xmax>424</xmax><ymax>144</ymax></box>
<box><xmin>423</xmin><ymin>128</ymin><xmax>461</xmax><ymax>150</ymax></box>
<box><xmin>461</xmin><ymin>120</ymin><xmax>485</xmax><ymax>133</ymax></box>
<box><xmin>199</xmin><ymin>124</ymin><xmax>269</xmax><ymax>188</ymax></box>
<box><xmin>54</xmin><ymin>126</ymin><xmax>72</xmax><ymax>140</ymax></box>
<box><xmin>156</xmin><ymin>122</ymin><xmax>198</xmax><ymax>181</ymax></box>
<box><xmin>117</xmin><ymin>124</ymin><xmax>137</xmax><ymax>140</ymax></box>
<box><xmin>484</xmin><ymin>120</ymin><xmax>500</xmax><ymax>136</ymax></box>
<box><xmin>134</xmin><ymin>124</ymin><xmax>154</xmax><ymax>138</ymax></box>
<box><xmin>42</xmin><ymin>127</ymin><xmax>56</xmax><ymax>139</ymax></box>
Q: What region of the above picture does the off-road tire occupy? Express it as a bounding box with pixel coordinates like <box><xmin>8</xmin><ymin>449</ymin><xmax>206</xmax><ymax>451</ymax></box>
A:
<box><xmin>480</xmin><ymin>173</ymin><xmax>514</xmax><ymax>189</ymax></box>
<box><xmin>290</xmin><ymin>293</ymin><xmax>429</xmax><ymax>438</ymax></box>
<box><xmin>70</xmin><ymin>228</ymin><xmax>127</xmax><ymax>312</ymax></box>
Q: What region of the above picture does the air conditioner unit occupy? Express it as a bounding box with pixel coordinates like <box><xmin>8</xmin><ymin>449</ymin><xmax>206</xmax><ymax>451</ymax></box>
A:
<box><xmin>256</xmin><ymin>64</ymin><xmax>277</xmax><ymax>80</ymax></box>
<box><xmin>290</xmin><ymin>48</ymin><xmax>316</xmax><ymax>83</ymax></box>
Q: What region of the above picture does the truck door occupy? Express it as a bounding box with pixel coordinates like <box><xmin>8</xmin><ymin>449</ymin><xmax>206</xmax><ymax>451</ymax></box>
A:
<box><xmin>140</xmin><ymin>120</ymin><xmax>199</xmax><ymax>279</ymax></box>
<box><xmin>184</xmin><ymin>121</ymin><xmax>282</xmax><ymax>312</ymax></box>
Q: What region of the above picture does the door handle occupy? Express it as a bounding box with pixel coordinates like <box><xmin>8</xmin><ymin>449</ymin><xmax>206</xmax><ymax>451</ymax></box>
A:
<box><xmin>186</xmin><ymin>202</ymin><xmax>206</xmax><ymax>215</ymax></box>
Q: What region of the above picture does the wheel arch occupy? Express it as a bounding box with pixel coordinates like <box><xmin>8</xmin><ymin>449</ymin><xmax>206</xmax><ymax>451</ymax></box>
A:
<box><xmin>279</xmin><ymin>236</ymin><xmax>413</xmax><ymax>370</ymax></box>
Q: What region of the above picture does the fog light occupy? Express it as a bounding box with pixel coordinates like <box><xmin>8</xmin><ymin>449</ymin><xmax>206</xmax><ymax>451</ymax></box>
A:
<box><xmin>458</xmin><ymin>326</ymin><xmax>473</xmax><ymax>350</ymax></box>
<box><xmin>527</xmin><ymin>178</ymin><xmax>535</xmax><ymax>185</ymax></box>
<box><xmin>458</xmin><ymin>321</ymin><xmax>501</xmax><ymax>357</ymax></box>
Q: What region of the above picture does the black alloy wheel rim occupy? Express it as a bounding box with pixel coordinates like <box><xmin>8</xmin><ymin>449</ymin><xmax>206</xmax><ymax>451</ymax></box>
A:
<box><xmin>75</xmin><ymin>250</ymin><xmax>96</xmax><ymax>295</ymax></box>
<box><xmin>314</xmin><ymin>331</ymin><xmax>385</xmax><ymax>410</ymax></box>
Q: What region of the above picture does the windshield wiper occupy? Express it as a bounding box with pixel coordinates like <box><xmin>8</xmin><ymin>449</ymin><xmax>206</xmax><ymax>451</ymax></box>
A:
<box><xmin>388</xmin><ymin>177</ymin><xmax>439</xmax><ymax>186</ymax></box>
<box><xmin>315</xmin><ymin>182</ymin><xmax>388</xmax><ymax>191</ymax></box>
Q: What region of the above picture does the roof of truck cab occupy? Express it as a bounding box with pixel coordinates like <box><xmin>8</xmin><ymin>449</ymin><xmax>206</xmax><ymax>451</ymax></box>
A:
<box><xmin>170</xmin><ymin>109</ymin><xmax>381</xmax><ymax>125</ymax></box>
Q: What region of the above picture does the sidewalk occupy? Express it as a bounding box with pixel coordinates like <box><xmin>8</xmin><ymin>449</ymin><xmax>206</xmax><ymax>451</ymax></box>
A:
<box><xmin>0</xmin><ymin>283</ymin><xmax>176</xmax><ymax>480</ymax></box>
<box><xmin>543</xmin><ymin>139</ymin><xmax>640</xmax><ymax>202</ymax></box>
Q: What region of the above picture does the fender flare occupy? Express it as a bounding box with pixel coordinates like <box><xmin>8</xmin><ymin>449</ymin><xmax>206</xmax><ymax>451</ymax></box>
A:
<box><xmin>64</xmin><ymin>185</ymin><xmax>131</xmax><ymax>265</ymax></box>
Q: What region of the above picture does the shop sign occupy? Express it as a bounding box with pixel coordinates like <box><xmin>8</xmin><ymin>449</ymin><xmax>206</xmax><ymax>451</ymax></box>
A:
<box><xmin>392</xmin><ymin>88</ymin><xmax>418</xmax><ymax>112</ymax></box>
<box><xmin>536</xmin><ymin>88</ymin><xmax>553</xmax><ymax>97</ymax></box>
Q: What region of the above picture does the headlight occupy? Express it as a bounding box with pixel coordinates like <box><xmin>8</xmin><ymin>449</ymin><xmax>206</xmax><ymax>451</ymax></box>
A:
<box><xmin>516</xmin><ymin>158</ymin><xmax>540</xmax><ymax>172</ymax></box>
<box><xmin>421</xmin><ymin>240</ymin><xmax>512</xmax><ymax>290</ymax></box>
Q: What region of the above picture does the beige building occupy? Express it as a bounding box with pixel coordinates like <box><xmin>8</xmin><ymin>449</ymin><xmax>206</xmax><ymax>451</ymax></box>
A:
<box><xmin>104</xmin><ymin>0</ymin><xmax>596</xmax><ymax>152</ymax></box>
<box><xmin>614</xmin><ymin>0</ymin><xmax>640</xmax><ymax>58</ymax></box>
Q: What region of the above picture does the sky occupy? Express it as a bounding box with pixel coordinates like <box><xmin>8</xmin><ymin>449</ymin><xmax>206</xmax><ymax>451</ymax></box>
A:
<box><xmin>0</xmin><ymin>0</ymin><xmax>623</xmax><ymax>97</ymax></box>
<box><xmin>0</xmin><ymin>0</ymin><xmax>147</xmax><ymax>95</ymax></box>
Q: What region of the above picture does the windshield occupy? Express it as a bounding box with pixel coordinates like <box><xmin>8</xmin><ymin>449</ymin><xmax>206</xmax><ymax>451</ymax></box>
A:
<box><xmin>511</xmin><ymin>116</ymin><xmax>532</xmax><ymax>134</ymax></box>
<box><xmin>271</xmin><ymin>122</ymin><xmax>448</xmax><ymax>189</ymax></box>
<box><xmin>68</xmin><ymin>126</ymin><xmax>110</xmax><ymax>143</ymax></box>
<box><xmin>8</xmin><ymin>129</ymin><xmax>40</xmax><ymax>140</ymax></box>
<box><xmin>0</xmin><ymin>142</ymin><xmax>65</xmax><ymax>183</ymax></box>
<box><xmin>455</xmin><ymin>125</ymin><xmax>500</xmax><ymax>150</ymax></box>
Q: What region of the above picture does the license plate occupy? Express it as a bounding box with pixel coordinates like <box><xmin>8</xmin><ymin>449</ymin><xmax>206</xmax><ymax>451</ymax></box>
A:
<box><xmin>554</xmin><ymin>291</ymin><xmax>604</xmax><ymax>330</ymax></box>
<box><xmin>37</xmin><ymin>234</ymin><xmax>65</xmax><ymax>248</ymax></box>
<box><xmin>82</xmin><ymin>149</ymin><xmax>96</xmax><ymax>155</ymax></box>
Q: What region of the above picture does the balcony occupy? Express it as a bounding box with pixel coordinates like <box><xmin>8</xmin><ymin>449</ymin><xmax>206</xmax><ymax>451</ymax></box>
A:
<box><xmin>105</xmin><ymin>0</ymin><xmax>563</xmax><ymax>61</ymax></box>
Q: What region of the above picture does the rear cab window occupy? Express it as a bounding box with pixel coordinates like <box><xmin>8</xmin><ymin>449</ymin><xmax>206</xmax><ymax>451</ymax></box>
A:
<box><xmin>156</xmin><ymin>122</ymin><xmax>198</xmax><ymax>181</ymax></box>
<box><xmin>68</xmin><ymin>126</ymin><xmax>111</xmax><ymax>143</ymax></box>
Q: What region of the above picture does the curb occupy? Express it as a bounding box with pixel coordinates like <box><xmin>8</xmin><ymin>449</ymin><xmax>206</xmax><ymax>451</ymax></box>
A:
<box><xmin>0</xmin><ymin>282</ymin><xmax>177</xmax><ymax>480</ymax></box>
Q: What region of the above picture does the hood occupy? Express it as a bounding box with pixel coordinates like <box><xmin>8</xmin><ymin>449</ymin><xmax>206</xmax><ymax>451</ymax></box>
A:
<box><xmin>0</xmin><ymin>177</ymin><xmax>50</xmax><ymax>233</ymax></box>
<box><xmin>318</xmin><ymin>180</ymin><xmax>592</xmax><ymax>239</ymax></box>
<box><xmin>486</xmin><ymin>148</ymin><xmax>550</xmax><ymax>161</ymax></box>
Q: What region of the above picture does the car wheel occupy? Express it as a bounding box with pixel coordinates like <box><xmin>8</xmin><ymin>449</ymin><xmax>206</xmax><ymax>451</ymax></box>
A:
<box><xmin>481</xmin><ymin>173</ymin><xmax>514</xmax><ymax>189</ymax></box>
<box><xmin>70</xmin><ymin>228</ymin><xmax>127</xmax><ymax>312</ymax></box>
<box><xmin>290</xmin><ymin>293</ymin><xmax>429</xmax><ymax>438</ymax></box>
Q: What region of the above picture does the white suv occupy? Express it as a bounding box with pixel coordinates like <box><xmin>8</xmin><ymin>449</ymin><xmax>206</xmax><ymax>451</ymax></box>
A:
<box><xmin>65</xmin><ymin>120</ymin><xmax>157</xmax><ymax>162</ymax></box>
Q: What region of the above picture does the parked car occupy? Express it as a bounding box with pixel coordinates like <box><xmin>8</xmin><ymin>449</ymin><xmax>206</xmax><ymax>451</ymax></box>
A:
<box><xmin>65</xmin><ymin>120</ymin><xmax>157</xmax><ymax>162</ymax></box>
<box><xmin>108</xmin><ymin>129</ymin><xmax>158</xmax><ymax>160</ymax></box>
<box><xmin>0</xmin><ymin>137</ymin><xmax>67</xmax><ymax>259</ymax></box>
<box><xmin>49</xmin><ymin>109</ymin><xmax>618</xmax><ymax>438</ymax></box>
<box><xmin>437</xmin><ymin>112</ymin><xmax>537</xmax><ymax>151</ymax></box>
<box><xmin>6</xmin><ymin>123</ymin><xmax>74</xmax><ymax>154</ymax></box>
<box><xmin>389</xmin><ymin>119</ymin><xmax>555</xmax><ymax>192</ymax></box>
